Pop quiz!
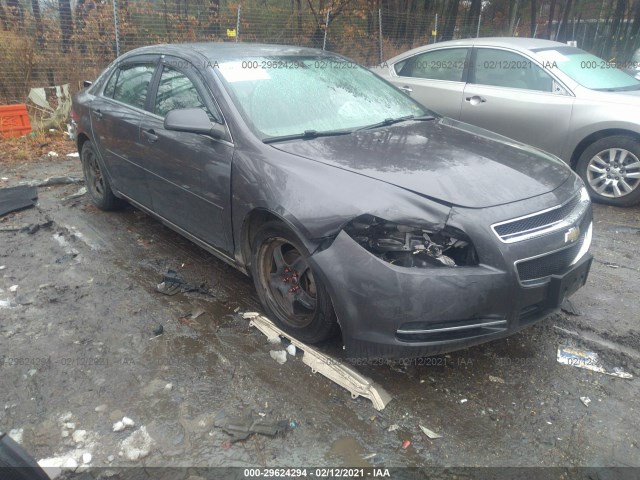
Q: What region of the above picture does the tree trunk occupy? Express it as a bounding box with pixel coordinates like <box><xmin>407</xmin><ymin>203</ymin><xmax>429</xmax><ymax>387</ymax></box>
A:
<box><xmin>509</xmin><ymin>0</ymin><xmax>521</xmax><ymax>35</ymax></box>
<box><xmin>59</xmin><ymin>0</ymin><xmax>74</xmax><ymax>54</ymax></box>
<box><xmin>31</xmin><ymin>0</ymin><xmax>44</xmax><ymax>46</ymax></box>
<box><xmin>557</xmin><ymin>0</ymin><xmax>574</xmax><ymax>41</ymax></box>
<box><xmin>441</xmin><ymin>0</ymin><xmax>460</xmax><ymax>41</ymax></box>
<box><xmin>530</xmin><ymin>0</ymin><xmax>537</xmax><ymax>36</ymax></box>
<box><xmin>548</xmin><ymin>0</ymin><xmax>558</xmax><ymax>38</ymax></box>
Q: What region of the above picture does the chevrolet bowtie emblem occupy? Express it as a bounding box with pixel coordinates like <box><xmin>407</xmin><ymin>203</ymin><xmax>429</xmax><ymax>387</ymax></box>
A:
<box><xmin>564</xmin><ymin>226</ymin><xmax>580</xmax><ymax>243</ymax></box>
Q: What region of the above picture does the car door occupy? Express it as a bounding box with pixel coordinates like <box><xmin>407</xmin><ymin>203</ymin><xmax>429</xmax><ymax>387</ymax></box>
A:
<box><xmin>460</xmin><ymin>47</ymin><xmax>575</xmax><ymax>158</ymax></box>
<box><xmin>388</xmin><ymin>47</ymin><xmax>470</xmax><ymax>118</ymax></box>
<box><xmin>140</xmin><ymin>57</ymin><xmax>234</xmax><ymax>253</ymax></box>
<box><xmin>90</xmin><ymin>57</ymin><xmax>158</xmax><ymax>207</ymax></box>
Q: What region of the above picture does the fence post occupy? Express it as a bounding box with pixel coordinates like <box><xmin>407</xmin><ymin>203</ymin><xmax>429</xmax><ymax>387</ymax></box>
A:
<box><xmin>236</xmin><ymin>5</ymin><xmax>241</xmax><ymax>43</ymax></box>
<box><xmin>323</xmin><ymin>9</ymin><xmax>330</xmax><ymax>50</ymax></box>
<box><xmin>433</xmin><ymin>13</ymin><xmax>438</xmax><ymax>43</ymax></box>
<box><xmin>476</xmin><ymin>13</ymin><xmax>481</xmax><ymax>38</ymax></box>
<box><xmin>378</xmin><ymin>8</ymin><xmax>383</xmax><ymax>63</ymax></box>
<box><xmin>112</xmin><ymin>0</ymin><xmax>120</xmax><ymax>57</ymax></box>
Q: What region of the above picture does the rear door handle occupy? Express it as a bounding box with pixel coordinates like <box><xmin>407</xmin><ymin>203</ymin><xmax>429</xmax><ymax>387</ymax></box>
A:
<box><xmin>465</xmin><ymin>95</ymin><xmax>486</xmax><ymax>105</ymax></box>
<box><xmin>399</xmin><ymin>85</ymin><xmax>413</xmax><ymax>94</ymax></box>
<box><xmin>142</xmin><ymin>129</ymin><xmax>159</xmax><ymax>143</ymax></box>
<box><xmin>92</xmin><ymin>109</ymin><xmax>103</xmax><ymax>119</ymax></box>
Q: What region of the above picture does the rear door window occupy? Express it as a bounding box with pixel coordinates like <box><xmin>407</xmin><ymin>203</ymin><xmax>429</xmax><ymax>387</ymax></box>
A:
<box><xmin>396</xmin><ymin>48</ymin><xmax>469</xmax><ymax>82</ymax></box>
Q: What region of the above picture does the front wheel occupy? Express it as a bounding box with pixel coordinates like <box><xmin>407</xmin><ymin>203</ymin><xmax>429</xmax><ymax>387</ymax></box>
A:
<box><xmin>576</xmin><ymin>135</ymin><xmax>640</xmax><ymax>207</ymax></box>
<box><xmin>250</xmin><ymin>222</ymin><xmax>338</xmax><ymax>343</ymax></box>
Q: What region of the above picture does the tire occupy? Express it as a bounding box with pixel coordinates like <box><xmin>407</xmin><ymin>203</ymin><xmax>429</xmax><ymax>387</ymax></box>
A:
<box><xmin>80</xmin><ymin>141</ymin><xmax>125</xmax><ymax>211</ymax></box>
<box><xmin>250</xmin><ymin>221</ymin><xmax>338</xmax><ymax>343</ymax></box>
<box><xmin>576</xmin><ymin>135</ymin><xmax>640</xmax><ymax>207</ymax></box>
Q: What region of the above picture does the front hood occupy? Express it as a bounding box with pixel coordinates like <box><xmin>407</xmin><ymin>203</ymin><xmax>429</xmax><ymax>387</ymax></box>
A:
<box><xmin>271</xmin><ymin>117</ymin><xmax>572</xmax><ymax>208</ymax></box>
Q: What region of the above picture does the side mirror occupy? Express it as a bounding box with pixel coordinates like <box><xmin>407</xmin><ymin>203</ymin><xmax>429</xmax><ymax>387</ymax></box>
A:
<box><xmin>83</xmin><ymin>80</ymin><xmax>93</xmax><ymax>88</ymax></box>
<box><xmin>164</xmin><ymin>108</ymin><xmax>227</xmax><ymax>140</ymax></box>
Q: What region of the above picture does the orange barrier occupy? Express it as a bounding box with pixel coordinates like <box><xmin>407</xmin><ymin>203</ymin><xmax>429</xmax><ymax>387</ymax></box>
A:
<box><xmin>0</xmin><ymin>104</ymin><xmax>32</xmax><ymax>138</ymax></box>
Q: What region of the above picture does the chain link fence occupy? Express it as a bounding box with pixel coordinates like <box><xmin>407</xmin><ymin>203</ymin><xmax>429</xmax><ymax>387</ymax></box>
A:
<box><xmin>0</xmin><ymin>1</ymin><xmax>638</xmax><ymax>123</ymax></box>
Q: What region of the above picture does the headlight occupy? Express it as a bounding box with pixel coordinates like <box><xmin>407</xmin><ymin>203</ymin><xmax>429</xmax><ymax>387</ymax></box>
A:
<box><xmin>343</xmin><ymin>215</ymin><xmax>478</xmax><ymax>268</ymax></box>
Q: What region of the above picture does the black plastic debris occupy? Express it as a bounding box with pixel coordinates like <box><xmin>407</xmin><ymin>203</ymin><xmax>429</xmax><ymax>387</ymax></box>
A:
<box><xmin>0</xmin><ymin>186</ymin><xmax>38</xmax><ymax>218</ymax></box>
<box><xmin>155</xmin><ymin>269</ymin><xmax>211</xmax><ymax>296</ymax></box>
<box><xmin>214</xmin><ymin>410</ymin><xmax>289</xmax><ymax>442</ymax></box>
<box><xmin>152</xmin><ymin>324</ymin><xmax>164</xmax><ymax>336</ymax></box>
<box><xmin>560</xmin><ymin>298</ymin><xmax>582</xmax><ymax>316</ymax></box>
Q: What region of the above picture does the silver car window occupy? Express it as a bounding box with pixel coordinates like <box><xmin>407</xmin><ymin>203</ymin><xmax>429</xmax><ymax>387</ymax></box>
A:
<box><xmin>473</xmin><ymin>49</ymin><xmax>554</xmax><ymax>93</ymax></box>
<box><xmin>397</xmin><ymin>48</ymin><xmax>468</xmax><ymax>82</ymax></box>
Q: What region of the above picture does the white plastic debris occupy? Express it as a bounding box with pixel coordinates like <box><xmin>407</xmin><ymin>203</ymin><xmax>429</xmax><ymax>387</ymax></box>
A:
<box><xmin>63</xmin><ymin>422</ymin><xmax>75</xmax><ymax>430</ymax></box>
<box><xmin>286</xmin><ymin>344</ymin><xmax>297</xmax><ymax>356</ymax></box>
<box><xmin>165</xmin><ymin>383</ymin><xmax>173</xmax><ymax>391</ymax></box>
<box><xmin>557</xmin><ymin>345</ymin><xmax>633</xmax><ymax>379</ymax></box>
<box><xmin>120</xmin><ymin>426</ymin><xmax>154</xmax><ymax>461</ymax></box>
<box><xmin>0</xmin><ymin>299</ymin><xmax>11</xmax><ymax>308</ymax></box>
<box><xmin>8</xmin><ymin>428</ymin><xmax>23</xmax><ymax>444</ymax></box>
<box><xmin>0</xmin><ymin>265</ymin><xmax>5</xmax><ymax>270</ymax></box>
<box><xmin>122</xmin><ymin>417</ymin><xmax>135</xmax><ymax>427</ymax></box>
<box><xmin>460</xmin><ymin>398</ymin><xmax>468</xmax><ymax>404</ymax></box>
<box><xmin>419</xmin><ymin>425</ymin><xmax>442</xmax><ymax>439</ymax></box>
<box><xmin>242</xmin><ymin>311</ymin><xmax>260</xmax><ymax>319</ymax></box>
<box><xmin>112</xmin><ymin>421</ymin><xmax>125</xmax><ymax>432</ymax></box>
<box><xmin>387</xmin><ymin>424</ymin><xmax>400</xmax><ymax>432</ymax></box>
<box><xmin>1</xmin><ymin>177</ymin><xmax>8</xmax><ymax>181</ymax></box>
<box><xmin>72</xmin><ymin>429</ymin><xmax>87</xmax><ymax>444</ymax></box>
<box><xmin>94</xmin><ymin>404</ymin><xmax>107</xmax><ymax>413</ymax></box>
<box><xmin>66</xmin><ymin>152</ymin><xmax>80</xmax><ymax>158</ymax></box>
<box><xmin>270</xmin><ymin>350</ymin><xmax>287</xmax><ymax>365</ymax></box>
<box><xmin>580</xmin><ymin>396</ymin><xmax>591</xmax><ymax>407</ymax></box>
<box><xmin>82</xmin><ymin>453</ymin><xmax>92</xmax><ymax>464</ymax></box>
<box><xmin>9</xmin><ymin>285</ymin><xmax>18</xmax><ymax>293</ymax></box>
<box><xmin>47</xmin><ymin>151</ymin><xmax>59</xmax><ymax>157</ymax></box>
<box><xmin>489</xmin><ymin>375</ymin><xmax>505</xmax><ymax>384</ymax></box>
<box><xmin>63</xmin><ymin>458</ymin><xmax>78</xmax><ymax>469</ymax></box>
<box><xmin>59</xmin><ymin>412</ymin><xmax>73</xmax><ymax>422</ymax></box>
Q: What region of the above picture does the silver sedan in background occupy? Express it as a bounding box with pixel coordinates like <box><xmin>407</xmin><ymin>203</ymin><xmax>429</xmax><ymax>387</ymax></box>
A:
<box><xmin>374</xmin><ymin>38</ymin><xmax>640</xmax><ymax>207</ymax></box>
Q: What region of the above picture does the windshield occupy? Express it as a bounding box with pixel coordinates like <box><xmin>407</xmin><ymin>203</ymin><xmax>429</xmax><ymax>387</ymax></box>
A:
<box><xmin>214</xmin><ymin>55</ymin><xmax>430</xmax><ymax>139</ymax></box>
<box><xmin>534</xmin><ymin>46</ymin><xmax>640</xmax><ymax>91</ymax></box>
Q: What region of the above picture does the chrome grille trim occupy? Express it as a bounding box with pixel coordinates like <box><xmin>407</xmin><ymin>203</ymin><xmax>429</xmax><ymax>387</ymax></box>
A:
<box><xmin>491</xmin><ymin>188</ymin><xmax>590</xmax><ymax>243</ymax></box>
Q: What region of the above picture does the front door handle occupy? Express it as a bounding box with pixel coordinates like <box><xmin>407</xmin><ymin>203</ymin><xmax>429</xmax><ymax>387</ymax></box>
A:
<box><xmin>142</xmin><ymin>129</ymin><xmax>159</xmax><ymax>143</ymax></box>
<box><xmin>465</xmin><ymin>95</ymin><xmax>487</xmax><ymax>105</ymax></box>
<box><xmin>92</xmin><ymin>109</ymin><xmax>103</xmax><ymax>119</ymax></box>
<box><xmin>399</xmin><ymin>85</ymin><xmax>413</xmax><ymax>94</ymax></box>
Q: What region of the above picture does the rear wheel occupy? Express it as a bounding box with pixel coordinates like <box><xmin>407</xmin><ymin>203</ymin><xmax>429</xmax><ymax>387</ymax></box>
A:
<box><xmin>250</xmin><ymin>222</ymin><xmax>337</xmax><ymax>343</ymax></box>
<box><xmin>576</xmin><ymin>135</ymin><xmax>640</xmax><ymax>207</ymax></box>
<box><xmin>81</xmin><ymin>141</ymin><xmax>125</xmax><ymax>211</ymax></box>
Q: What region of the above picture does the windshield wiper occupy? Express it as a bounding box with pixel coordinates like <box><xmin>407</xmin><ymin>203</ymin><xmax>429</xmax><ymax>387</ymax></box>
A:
<box><xmin>263</xmin><ymin>129</ymin><xmax>353</xmax><ymax>144</ymax></box>
<box><xmin>355</xmin><ymin>114</ymin><xmax>435</xmax><ymax>131</ymax></box>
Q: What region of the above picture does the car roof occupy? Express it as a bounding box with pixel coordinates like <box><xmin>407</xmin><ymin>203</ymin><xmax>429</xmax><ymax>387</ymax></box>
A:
<box><xmin>119</xmin><ymin>42</ymin><xmax>336</xmax><ymax>62</ymax></box>
<box><xmin>432</xmin><ymin>37</ymin><xmax>568</xmax><ymax>50</ymax></box>
<box><xmin>385</xmin><ymin>37</ymin><xmax>572</xmax><ymax>63</ymax></box>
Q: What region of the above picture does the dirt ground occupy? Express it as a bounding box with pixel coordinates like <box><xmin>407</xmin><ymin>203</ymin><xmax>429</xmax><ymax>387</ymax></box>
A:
<box><xmin>0</xmin><ymin>141</ymin><xmax>639</xmax><ymax>478</ymax></box>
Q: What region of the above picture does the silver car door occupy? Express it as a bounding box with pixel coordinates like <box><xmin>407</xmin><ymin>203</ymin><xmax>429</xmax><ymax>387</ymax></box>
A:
<box><xmin>388</xmin><ymin>47</ymin><xmax>470</xmax><ymax>118</ymax></box>
<box><xmin>460</xmin><ymin>47</ymin><xmax>574</xmax><ymax>158</ymax></box>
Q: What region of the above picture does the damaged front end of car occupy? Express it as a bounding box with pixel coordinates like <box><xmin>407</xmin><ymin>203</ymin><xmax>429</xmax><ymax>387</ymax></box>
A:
<box><xmin>342</xmin><ymin>214</ymin><xmax>479</xmax><ymax>268</ymax></box>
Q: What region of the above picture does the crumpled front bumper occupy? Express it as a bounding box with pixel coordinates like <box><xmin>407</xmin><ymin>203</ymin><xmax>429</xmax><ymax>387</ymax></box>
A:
<box><xmin>309</xmin><ymin>199</ymin><xmax>593</xmax><ymax>360</ymax></box>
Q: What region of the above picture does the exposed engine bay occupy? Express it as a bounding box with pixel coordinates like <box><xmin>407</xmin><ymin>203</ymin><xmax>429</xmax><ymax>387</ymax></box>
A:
<box><xmin>343</xmin><ymin>215</ymin><xmax>478</xmax><ymax>268</ymax></box>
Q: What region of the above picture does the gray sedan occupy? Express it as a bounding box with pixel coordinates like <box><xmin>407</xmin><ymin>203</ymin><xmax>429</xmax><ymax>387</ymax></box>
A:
<box><xmin>375</xmin><ymin>37</ymin><xmax>640</xmax><ymax>207</ymax></box>
<box><xmin>71</xmin><ymin>43</ymin><xmax>592</xmax><ymax>360</ymax></box>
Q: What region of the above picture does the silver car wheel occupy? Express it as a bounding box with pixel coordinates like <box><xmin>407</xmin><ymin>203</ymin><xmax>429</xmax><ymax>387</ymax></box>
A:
<box><xmin>586</xmin><ymin>148</ymin><xmax>640</xmax><ymax>198</ymax></box>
